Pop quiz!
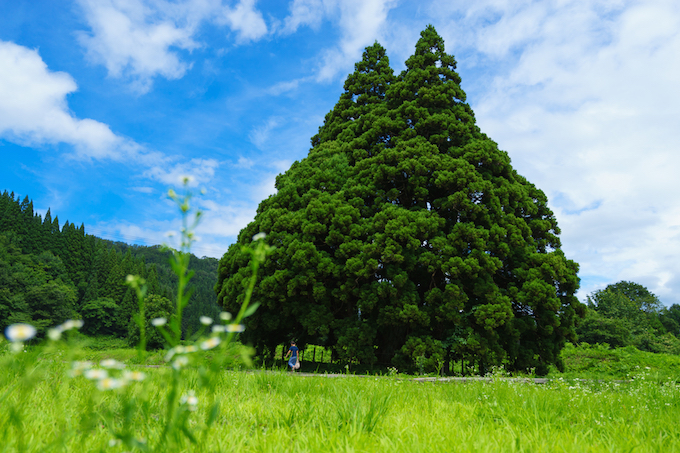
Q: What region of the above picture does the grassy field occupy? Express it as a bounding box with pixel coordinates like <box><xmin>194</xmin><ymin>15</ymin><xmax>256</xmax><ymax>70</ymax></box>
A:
<box><xmin>2</xmin><ymin>339</ymin><xmax>680</xmax><ymax>452</ymax></box>
<box><xmin>553</xmin><ymin>342</ymin><xmax>680</xmax><ymax>381</ymax></box>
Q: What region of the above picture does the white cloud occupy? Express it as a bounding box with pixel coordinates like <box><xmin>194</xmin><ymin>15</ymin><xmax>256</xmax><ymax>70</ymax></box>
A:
<box><xmin>217</xmin><ymin>0</ymin><xmax>268</xmax><ymax>42</ymax></box>
<box><xmin>86</xmin><ymin>221</ymin><xmax>171</xmax><ymax>247</ymax></box>
<box><xmin>249</xmin><ymin>160</ymin><xmax>290</xmax><ymax>202</ymax></box>
<box><xmin>428</xmin><ymin>0</ymin><xmax>680</xmax><ymax>303</ymax></box>
<box><xmin>280</xmin><ymin>0</ymin><xmax>398</xmax><ymax>81</ymax></box>
<box><xmin>131</xmin><ymin>186</ymin><xmax>155</xmax><ymax>193</ymax></box>
<box><xmin>251</xmin><ymin>173</ymin><xmax>278</xmax><ymax>202</ymax></box>
<box><xmin>76</xmin><ymin>0</ymin><xmax>269</xmax><ymax>92</ymax></box>
<box><xmin>143</xmin><ymin>158</ymin><xmax>220</xmax><ymax>186</ymax></box>
<box><xmin>282</xmin><ymin>0</ymin><xmax>330</xmax><ymax>33</ymax></box>
<box><xmin>197</xmin><ymin>198</ymin><xmax>257</xmax><ymax>237</ymax></box>
<box><xmin>248</xmin><ymin>117</ymin><xmax>281</xmax><ymax>148</ymax></box>
<box><xmin>76</xmin><ymin>0</ymin><xmax>203</xmax><ymax>93</ymax></box>
<box><xmin>266</xmin><ymin>77</ymin><xmax>307</xmax><ymax>95</ymax></box>
<box><xmin>90</xmin><ymin>214</ymin><xmax>231</xmax><ymax>258</ymax></box>
<box><xmin>94</xmin><ymin>175</ymin><xmax>281</xmax><ymax>258</ymax></box>
<box><xmin>319</xmin><ymin>0</ymin><xmax>398</xmax><ymax>81</ymax></box>
<box><xmin>0</xmin><ymin>40</ymin><xmax>141</xmax><ymax>160</ymax></box>
<box><xmin>234</xmin><ymin>156</ymin><xmax>254</xmax><ymax>168</ymax></box>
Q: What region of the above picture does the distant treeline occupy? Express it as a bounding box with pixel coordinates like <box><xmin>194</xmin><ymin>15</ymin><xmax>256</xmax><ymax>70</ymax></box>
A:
<box><xmin>576</xmin><ymin>281</ymin><xmax>680</xmax><ymax>354</ymax></box>
<box><xmin>0</xmin><ymin>191</ymin><xmax>220</xmax><ymax>344</ymax></box>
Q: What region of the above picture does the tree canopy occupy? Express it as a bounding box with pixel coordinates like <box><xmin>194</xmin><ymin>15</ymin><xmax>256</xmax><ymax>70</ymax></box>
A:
<box><xmin>577</xmin><ymin>281</ymin><xmax>680</xmax><ymax>353</ymax></box>
<box><xmin>0</xmin><ymin>190</ymin><xmax>220</xmax><ymax>342</ymax></box>
<box><xmin>216</xmin><ymin>26</ymin><xmax>583</xmax><ymax>374</ymax></box>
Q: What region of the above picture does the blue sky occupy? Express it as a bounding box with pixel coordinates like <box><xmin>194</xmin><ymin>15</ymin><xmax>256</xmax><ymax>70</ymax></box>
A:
<box><xmin>1</xmin><ymin>0</ymin><xmax>679</xmax><ymax>305</ymax></box>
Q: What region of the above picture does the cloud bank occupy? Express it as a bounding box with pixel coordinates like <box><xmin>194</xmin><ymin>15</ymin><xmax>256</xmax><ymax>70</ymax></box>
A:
<box><xmin>76</xmin><ymin>0</ymin><xmax>269</xmax><ymax>92</ymax></box>
<box><xmin>0</xmin><ymin>40</ymin><xmax>139</xmax><ymax>160</ymax></box>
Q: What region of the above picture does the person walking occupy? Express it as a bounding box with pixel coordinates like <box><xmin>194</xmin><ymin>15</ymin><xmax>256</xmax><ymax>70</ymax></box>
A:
<box><xmin>285</xmin><ymin>341</ymin><xmax>299</xmax><ymax>372</ymax></box>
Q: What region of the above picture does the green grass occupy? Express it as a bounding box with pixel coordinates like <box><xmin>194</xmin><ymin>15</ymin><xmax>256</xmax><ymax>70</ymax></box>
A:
<box><xmin>3</xmin><ymin>341</ymin><xmax>680</xmax><ymax>452</ymax></box>
<box><xmin>550</xmin><ymin>342</ymin><xmax>680</xmax><ymax>381</ymax></box>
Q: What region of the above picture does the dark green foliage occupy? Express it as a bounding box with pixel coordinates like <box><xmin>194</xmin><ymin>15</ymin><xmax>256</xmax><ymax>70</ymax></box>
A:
<box><xmin>0</xmin><ymin>190</ymin><xmax>220</xmax><ymax>342</ymax></box>
<box><xmin>25</xmin><ymin>280</ymin><xmax>77</xmax><ymax>332</ymax></box>
<box><xmin>576</xmin><ymin>310</ymin><xmax>632</xmax><ymax>348</ymax></box>
<box><xmin>80</xmin><ymin>297</ymin><xmax>119</xmax><ymax>336</ymax></box>
<box><xmin>660</xmin><ymin>304</ymin><xmax>680</xmax><ymax>336</ymax></box>
<box><xmin>0</xmin><ymin>231</ymin><xmax>76</xmax><ymax>334</ymax></box>
<box><xmin>587</xmin><ymin>281</ymin><xmax>661</xmax><ymax>325</ymax></box>
<box><xmin>577</xmin><ymin>281</ymin><xmax>680</xmax><ymax>353</ymax></box>
<box><xmin>105</xmin><ymin>244</ymin><xmax>221</xmax><ymax>336</ymax></box>
<box><xmin>127</xmin><ymin>294</ymin><xmax>174</xmax><ymax>349</ymax></box>
<box><xmin>216</xmin><ymin>26</ymin><xmax>583</xmax><ymax>374</ymax></box>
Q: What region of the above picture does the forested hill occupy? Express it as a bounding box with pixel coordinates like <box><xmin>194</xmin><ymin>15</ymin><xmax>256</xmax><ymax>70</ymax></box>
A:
<box><xmin>0</xmin><ymin>190</ymin><xmax>220</xmax><ymax>342</ymax></box>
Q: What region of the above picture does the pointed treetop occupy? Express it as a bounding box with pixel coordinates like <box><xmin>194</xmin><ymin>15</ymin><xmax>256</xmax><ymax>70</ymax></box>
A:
<box><xmin>312</xmin><ymin>42</ymin><xmax>395</xmax><ymax>147</ymax></box>
<box><xmin>344</xmin><ymin>42</ymin><xmax>394</xmax><ymax>104</ymax></box>
<box><xmin>401</xmin><ymin>25</ymin><xmax>463</xmax><ymax>99</ymax></box>
<box><xmin>43</xmin><ymin>208</ymin><xmax>52</xmax><ymax>226</ymax></box>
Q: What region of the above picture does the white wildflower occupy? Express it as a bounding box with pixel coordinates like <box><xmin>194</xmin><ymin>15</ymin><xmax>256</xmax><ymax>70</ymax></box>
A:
<box><xmin>252</xmin><ymin>232</ymin><xmax>266</xmax><ymax>241</ymax></box>
<box><xmin>97</xmin><ymin>377</ymin><xmax>125</xmax><ymax>391</ymax></box>
<box><xmin>69</xmin><ymin>361</ymin><xmax>94</xmax><ymax>377</ymax></box>
<box><xmin>151</xmin><ymin>317</ymin><xmax>167</xmax><ymax>327</ymax></box>
<box><xmin>200</xmin><ymin>336</ymin><xmax>221</xmax><ymax>350</ymax></box>
<box><xmin>165</xmin><ymin>349</ymin><xmax>176</xmax><ymax>362</ymax></box>
<box><xmin>47</xmin><ymin>328</ymin><xmax>62</xmax><ymax>341</ymax></box>
<box><xmin>172</xmin><ymin>356</ymin><xmax>189</xmax><ymax>370</ymax></box>
<box><xmin>212</xmin><ymin>325</ymin><xmax>226</xmax><ymax>333</ymax></box>
<box><xmin>60</xmin><ymin>319</ymin><xmax>84</xmax><ymax>331</ymax></box>
<box><xmin>180</xmin><ymin>390</ymin><xmax>198</xmax><ymax>410</ymax></box>
<box><xmin>200</xmin><ymin>316</ymin><xmax>213</xmax><ymax>326</ymax></box>
<box><xmin>5</xmin><ymin>323</ymin><xmax>37</xmax><ymax>342</ymax></box>
<box><xmin>84</xmin><ymin>369</ymin><xmax>108</xmax><ymax>380</ymax></box>
<box><xmin>225</xmin><ymin>324</ymin><xmax>245</xmax><ymax>333</ymax></box>
<box><xmin>123</xmin><ymin>370</ymin><xmax>146</xmax><ymax>382</ymax></box>
<box><xmin>100</xmin><ymin>359</ymin><xmax>125</xmax><ymax>370</ymax></box>
<box><xmin>219</xmin><ymin>311</ymin><xmax>232</xmax><ymax>321</ymax></box>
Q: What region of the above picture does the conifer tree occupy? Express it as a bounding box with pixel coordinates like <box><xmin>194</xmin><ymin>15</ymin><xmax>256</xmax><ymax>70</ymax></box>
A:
<box><xmin>146</xmin><ymin>264</ymin><xmax>161</xmax><ymax>296</ymax></box>
<box><xmin>216</xmin><ymin>26</ymin><xmax>583</xmax><ymax>374</ymax></box>
<box><xmin>41</xmin><ymin>208</ymin><xmax>53</xmax><ymax>252</ymax></box>
<box><xmin>82</xmin><ymin>270</ymin><xmax>100</xmax><ymax>303</ymax></box>
<box><xmin>1</xmin><ymin>194</ymin><xmax>22</xmax><ymax>244</ymax></box>
<box><xmin>103</xmin><ymin>260</ymin><xmax>126</xmax><ymax>304</ymax></box>
<box><xmin>117</xmin><ymin>287</ymin><xmax>137</xmax><ymax>335</ymax></box>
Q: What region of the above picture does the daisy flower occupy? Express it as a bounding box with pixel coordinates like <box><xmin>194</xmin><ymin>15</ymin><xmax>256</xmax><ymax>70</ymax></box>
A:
<box><xmin>219</xmin><ymin>312</ymin><xmax>232</xmax><ymax>321</ymax></box>
<box><xmin>200</xmin><ymin>337</ymin><xmax>221</xmax><ymax>350</ymax></box>
<box><xmin>5</xmin><ymin>323</ymin><xmax>37</xmax><ymax>342</ymax></box>
<box><xmin>226</xmin><ymin>324</ymin><xmax>245</xmax><ymax>333</ymax></box>
<box><xmin>84</xmin><ymin>369</ymin><xmax>108</xmax><ymax>381</ymax></box>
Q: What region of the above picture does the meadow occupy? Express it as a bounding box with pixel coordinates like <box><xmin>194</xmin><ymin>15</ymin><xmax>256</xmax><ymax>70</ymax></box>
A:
<box><xmin>2</xmin><ymin>338</ymin><xmax>680</xmax><ymax>453</ymax></box>
<box><xmin>3</xmin><ymin>185</ymin><xmax>680</xmax><ymax>453</ymax></box>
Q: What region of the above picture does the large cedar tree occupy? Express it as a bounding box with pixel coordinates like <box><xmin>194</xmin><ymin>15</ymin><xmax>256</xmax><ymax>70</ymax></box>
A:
<box><xmin>216</xmin><ymin>26</ymin><xmax>583</xmax><ymax>374</ymax></box>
